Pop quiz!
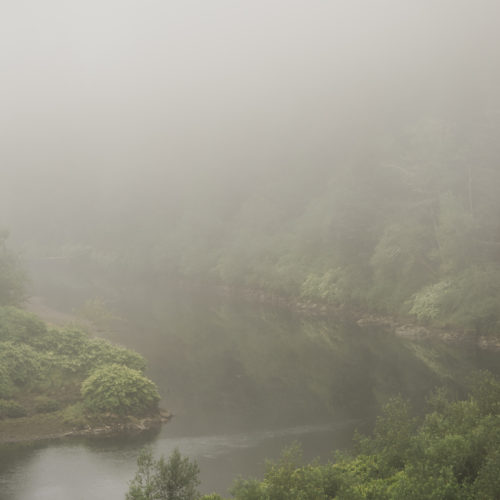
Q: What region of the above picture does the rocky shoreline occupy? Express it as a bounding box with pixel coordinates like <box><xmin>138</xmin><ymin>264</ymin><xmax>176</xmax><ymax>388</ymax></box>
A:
<box><xmin>63</xmin><ymin>410</ymin><xmax>172</xmax><ymax>439</ymax></box>
<box><xmin>28</xmin><ymin>281</ymin><xmax>500</xmax><ymax>352</ymax></box>
<box><xmin>0</xmin><ymin>410</ymin><xmax>172</xmax><ymax>445</ymax></box>
<box><xmin>208</xmin><ymin>283</ymin><xmax>500</xmax><ymax>351</ymax></box>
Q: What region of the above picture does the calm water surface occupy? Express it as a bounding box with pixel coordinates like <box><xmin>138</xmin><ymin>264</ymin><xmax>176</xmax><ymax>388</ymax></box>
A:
<box><xmin>1</xmin><ymin>283</ymin><xmax>498</xmax><ymax>499</ymax></box>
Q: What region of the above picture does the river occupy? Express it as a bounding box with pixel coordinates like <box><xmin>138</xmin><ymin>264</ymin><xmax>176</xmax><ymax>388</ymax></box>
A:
<box><xmin>1</xmin><ymin>280</ymin><xmax>499</xmax><ymax>499</ymax></box>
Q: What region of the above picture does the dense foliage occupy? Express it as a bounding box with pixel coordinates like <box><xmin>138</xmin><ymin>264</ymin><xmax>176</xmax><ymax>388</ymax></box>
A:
<box><xmin>0</xmin><ymin>305</ymin><xmax>158</xmax><ymax>423</ymax></box>
<box><xmin>81</xmin><ymin>363</ymin><xmax>160</xmax><ymax>416</ymax></box>
<box><xmin>128</xmin><ymin>372</ymin><xmax>500</xmax><ymax>500</ymax></box>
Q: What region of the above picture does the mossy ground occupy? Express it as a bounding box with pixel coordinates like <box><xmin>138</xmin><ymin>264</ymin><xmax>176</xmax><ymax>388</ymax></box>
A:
<box><xmin>0</xmin><ymin>411</ymin><xmax>75</xmax><ymax>443</ymax></box>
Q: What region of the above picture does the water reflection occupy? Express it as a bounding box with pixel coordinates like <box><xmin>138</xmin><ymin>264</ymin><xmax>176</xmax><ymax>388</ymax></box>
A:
<box><xmin>1</xmin><ymin>282</ymin><xmax>499</xmax><ymax>498</ymax></box>
<box><xmin>0</xmin><ymin>418</ymin><xmax>364</xmax><ymax>499</ymax></box>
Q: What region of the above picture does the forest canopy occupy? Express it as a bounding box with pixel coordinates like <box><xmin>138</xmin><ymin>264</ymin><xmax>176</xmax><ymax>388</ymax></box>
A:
<box><xmin>9</xmin><ymin>118</ymin><xmax>500</xmax><ymax>337</ymax></box>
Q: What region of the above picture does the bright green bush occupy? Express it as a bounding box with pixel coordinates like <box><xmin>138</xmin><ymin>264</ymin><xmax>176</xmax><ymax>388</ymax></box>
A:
<box><xmin>300</xmin><ymin>269</ymin><xmax>342</xmax><ymax>303</ymax></box>
<box><xmin>0</xmin><ymin>306</ymin><xmax>46</xmax><ymax>342</ymax></box>
<box><xmin>32</xmin><ymin>327</ymin><xmax>146</xmax><ymax>375</ymax></box>
<box><xmin>32</xmin><ymin>327</ymin><xmax>90</xmax><ymax>356</ymax></box>
<box><xmin>0</xmin><ymin>304</ymin><xmax>156</xmax><ymax>422</ymax></box>
<box><xmin>409</xmin><ymin>264</ymin><xmax>500</xmax><ymax>332</ymax></box>
<box><xmin>81</xmin><ymin>337</ymin><xmax>146</xmax><ymax>372</ymax></box>
<box><xmin>0</xmin><ymin>341</ymin><xmax>43</xmax><ymax>386</ymax></box>
<box><xmin>81</xmin><ymin>364</ymin><xmax>160</xmax><ymax>416</ymax></box>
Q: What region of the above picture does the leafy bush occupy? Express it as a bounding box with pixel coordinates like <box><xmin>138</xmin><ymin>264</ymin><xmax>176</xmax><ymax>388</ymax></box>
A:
<box><xmin>81</xmin><ymin>364</ymin><xmax>160</xmax><ymax>416</ymax></box>
<box><xmin>0</xmin><ymin>341</ymin><xmax>43</xmax><ymax>386</ymax></box>
<box><xmin>409</xmin><ymin>264</ymin><xmax>500</xmax><ymax>332</ymax></box>
<box><xmin>0</xmin><ymin>399</ymin><xmax>27</xmax><ymax>419</ymax></box>
<box><xmin>32</xmin><ymin>327</ymin><xmax>91</xmax><ymax>356</ymax></box>
<box><xmin>300</xmin><ymin>269</ymin><xmax>342</xmax><ymax>303</ymax></box>
<box><xmin>0</xmin><ymin>305</ymin><xmax>156</xmax><ymax>423</ymax></box>
<box><xmin>81</xmin><ymin>337</ymin><xmax>146</xmax><ymax>373</ymax></box>
<box><xmin>0</xmin><ymin>306</ymin><xmax>46</xmax><ymax>342</ymax></box>
<box><xmin>32</xmin><ymin>327</ymin><xmax>146</xmax><ymax>375</ymax></box>
<box><xmin>409</xmin><ymin>280</ymin><xmax>452</xmax><ymax>322</ymax></box>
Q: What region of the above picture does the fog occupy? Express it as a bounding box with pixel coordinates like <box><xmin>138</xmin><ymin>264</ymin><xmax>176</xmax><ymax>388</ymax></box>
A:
<box><xmin>3</xmin><ymin>3</ymin><xmax>500</xmax><ymax>498</ymax></box>
<box><xmin>2</xmin><ymin>0</ymin><xmax>500</xmax><ymax>251</ymax></box>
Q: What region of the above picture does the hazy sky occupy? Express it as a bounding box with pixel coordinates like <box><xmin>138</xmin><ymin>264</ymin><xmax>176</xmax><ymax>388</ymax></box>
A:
<box><xmin>1</xmin><ymin>1</ymin><xmax>500</xmax><ymax>241</ymax></box>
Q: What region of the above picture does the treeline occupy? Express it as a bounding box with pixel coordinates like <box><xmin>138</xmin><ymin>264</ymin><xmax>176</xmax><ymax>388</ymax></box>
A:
<box><xmin>172</xmin><ymin>118</ymin><xmax>500</xmax><ymax>336</ymax></box>
<box><xmin>127</xmin><ymin>371</ymin><xmax>500</xmax><ymax>500</ymax></box>
<box><xmin>39</xmin><ymin>116</ymin><xmax>500</xmax><ymax>337</ymax></box>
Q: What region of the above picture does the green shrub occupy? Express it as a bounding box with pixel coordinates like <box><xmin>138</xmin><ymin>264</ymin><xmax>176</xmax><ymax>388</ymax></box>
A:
<box><xmin>0</xmin><ymin>399</ymin><xmax>27</xmax><ymax>419</ymax></box>
<box><xmin>409</xmin><ymin>264</ymin><xmax>500</xmax><ymax>332</ymax></box>
<box><xmin>409</xmin><ymin>280</ymin><xmax>452</xmax><ymax>322</ymax></box>
<box><xmin>31</xmin><ymin>327</ymin><xmax>91</xmax><ymax>356</ymax></box>
<box><xmin>0</xmin><ymin>306</ymin><xmax>46</xmax><ymax>342</ymax></box>
<box><xmin>32</xmin><ymin>327</ymin><xmax>146</xmax><ymax>375</ymax></box>
<box><xmin>300</xmin><ymin>269</ymin><xmax>342</xmax><ymax>303</ymax></box>
<box><xmin>81</xmin><ymin>337</ymin><xmax>146</xmax><ymax>373</ymax></box>
<box><xmin>81</xmin><ymin>364</ymin><xmax>160</xmax><ymax>416</ymax></box>
<box><xmin>0</xmin><ymin>341</ymin><xmax>43</xmax><ymax>386</ymax></box>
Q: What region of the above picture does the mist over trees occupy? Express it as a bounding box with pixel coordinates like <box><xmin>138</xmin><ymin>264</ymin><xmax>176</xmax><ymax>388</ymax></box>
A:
<box><xmin>0</xmin><ymin>231</ymin><xmax>26</xmax><ymax>307</ymax></box>
<box><xmin>2</xmin><ymin>3</ymin><xmax>500</xmax><ymax>498</ymax></box>
<box><xmin>2</xmin><ymin>1</ymin><xmax>500</xmax><ymax>333</ymax></box>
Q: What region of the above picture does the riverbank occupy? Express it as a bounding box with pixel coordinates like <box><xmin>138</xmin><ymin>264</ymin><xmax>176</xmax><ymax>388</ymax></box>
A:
<box><xmin>194</xmin><ymin>282</ymin><xmax>500</xmax><ymax>351</ymax></box>
<box><xmin>26</xmin><ymin>282</ymin><xmax>500</xmax><ymax>352</ymax></box>
<box><xmin>0</xmin><ymin>409</ymin><xmax>172</xmax><ymax>444</ymax></box>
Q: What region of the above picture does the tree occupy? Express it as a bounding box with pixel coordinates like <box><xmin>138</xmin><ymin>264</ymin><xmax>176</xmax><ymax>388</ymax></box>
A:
<box><xmin>127</xmin><ymin>448</ymin><xmax>200</xmax><ymax>500</ymax></box>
